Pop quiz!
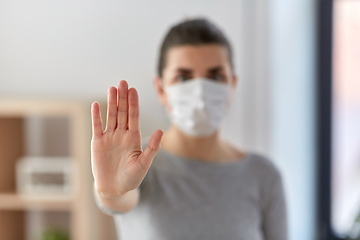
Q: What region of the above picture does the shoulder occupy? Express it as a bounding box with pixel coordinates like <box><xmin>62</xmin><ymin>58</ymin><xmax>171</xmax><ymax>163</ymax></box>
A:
<box><xmin>247</xmin><ymin>152</ymin><xmax>282</xmax><ymax>180</ymax></box>
<box><xmin>247</xmin><ymin>152</ymin><xmax>286</xmax><ymax>206</ymax></box>
<box><xmin>250</xmin><ymin>154</ymin><xmax>288</xmax><ymax>238</ymax></box>
<box><xmin>245</xmin><ymin>152</ymin><xmax>285</xmax><ymax>196</ymax></box>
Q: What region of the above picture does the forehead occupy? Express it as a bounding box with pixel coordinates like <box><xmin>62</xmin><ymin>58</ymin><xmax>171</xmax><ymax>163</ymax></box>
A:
<box><xmin>164</xmin><ymin>44</ymin><xmax>230</xmax><ymax>71</ymax></box>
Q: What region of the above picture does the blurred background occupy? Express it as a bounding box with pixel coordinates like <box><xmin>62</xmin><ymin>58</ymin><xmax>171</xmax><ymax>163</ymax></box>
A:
<box><xmin>0</xmin><ymin>0</ymin><xmax>359</xmax><ymax>240</ymax></box>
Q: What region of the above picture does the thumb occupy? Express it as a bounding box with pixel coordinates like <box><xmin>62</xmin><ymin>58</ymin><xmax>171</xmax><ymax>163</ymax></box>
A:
<box><xmin>139</xmin><ymin>129</ymin><xmax>164</xmax><ymax>170</ymax></box>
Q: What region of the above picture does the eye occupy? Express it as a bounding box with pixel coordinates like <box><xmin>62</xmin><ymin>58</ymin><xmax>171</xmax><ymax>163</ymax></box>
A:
<box><xmin>176</xmin><ymin>75</ymin><xmax>190</xmax><ymax>81</ymax></box>
<box><xmin>209</xmin><ymin>74</ymin><xmax>224</xmax><ymax>81</ymax></box>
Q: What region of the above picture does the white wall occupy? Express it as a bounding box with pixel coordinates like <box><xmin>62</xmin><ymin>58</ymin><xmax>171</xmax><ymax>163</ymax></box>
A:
<box><xmin>0</xmin><ymin>0</ymin><xmax>242</xmax><ymax>141</ymax></box>
<box><xmin>0</xmin><ymin>1</ymin><xmax>317</xmax><ymax>239</ymax></box>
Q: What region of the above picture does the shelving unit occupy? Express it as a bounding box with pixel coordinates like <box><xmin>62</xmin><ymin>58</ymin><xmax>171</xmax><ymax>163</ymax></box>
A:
<box><xmin>0</xmin><ymin>98</ymin><xmax>116</xmax><ymax>240</ymax></box>
<box><xmin>0</xmin><ymin>193</ymin><xmax>72</xmax><ymax>211</ymax></box>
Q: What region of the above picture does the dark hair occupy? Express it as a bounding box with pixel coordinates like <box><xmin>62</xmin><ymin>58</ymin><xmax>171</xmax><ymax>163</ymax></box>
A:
<box><xmin>157</xmin><ymin>18</ymin><xmax>234</xmax><ymax>77</ymax></box>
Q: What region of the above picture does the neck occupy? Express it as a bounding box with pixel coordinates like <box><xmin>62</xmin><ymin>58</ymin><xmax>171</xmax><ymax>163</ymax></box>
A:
<box><xmin>160</xmin><ymin>124</ymin><xmax>225</xmax><ymax>162</ymax></box>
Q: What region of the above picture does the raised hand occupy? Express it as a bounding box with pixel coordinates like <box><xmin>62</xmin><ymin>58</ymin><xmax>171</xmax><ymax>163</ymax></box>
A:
<box><xmin>91</xmin><ymin>80</ymin><xmax>163</xmax><ymax>197</ymax></box>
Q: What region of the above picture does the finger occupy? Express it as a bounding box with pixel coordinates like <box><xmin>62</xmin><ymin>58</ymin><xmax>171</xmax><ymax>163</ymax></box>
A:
<box><xmin>139</xmin><ymin>129</ymin><xmax>163</xmax><ymax>170</ymax></box>
<box><xmin>105</xmin><ymin>86</ymin><xmax>118</xmax><ymax>132</ymax></box>
<box><xmin>117</xmin><ymin>80</ymin><xmax>128</xmax><ymax>130</ymax></box>
<box><xmin>128</xmin><ymin>87</ymin><xmax>140</xmax><ymax>133</ymax></box>
<box><xmin>91</xmin><ymin>101</ymin><xmax>103</xmax><ymax>139</ymax></box>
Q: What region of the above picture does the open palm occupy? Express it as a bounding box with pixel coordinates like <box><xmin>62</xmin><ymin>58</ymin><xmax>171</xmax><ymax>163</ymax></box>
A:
<box><xmin>91</xmin><ymin>80</ymin><xmax>163</xmax><ymax>197</ymax></box>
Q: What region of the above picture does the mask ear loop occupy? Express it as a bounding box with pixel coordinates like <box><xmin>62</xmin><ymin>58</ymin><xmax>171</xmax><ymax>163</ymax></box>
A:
<box><xmin>224</xmin><ymin>83</ymin><xmax>235</xmax><ymax>116</ymax></box>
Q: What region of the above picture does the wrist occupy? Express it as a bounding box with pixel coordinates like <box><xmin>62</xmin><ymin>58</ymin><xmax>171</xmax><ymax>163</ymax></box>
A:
<box><xmin>94</xmin><ymin>182</ymin><xmax>128</xmax><ymax>198</ymax></box>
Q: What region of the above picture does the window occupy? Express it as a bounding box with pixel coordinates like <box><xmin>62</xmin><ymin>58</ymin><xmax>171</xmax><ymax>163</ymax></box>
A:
<box><xmin>318</xmin><ymin>0</ymin><xmax>360</xmax><ymax>239</ymax></box>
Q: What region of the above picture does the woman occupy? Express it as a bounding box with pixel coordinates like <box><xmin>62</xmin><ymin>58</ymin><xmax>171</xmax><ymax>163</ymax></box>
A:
<box><xmin>91</xmin><ymin>18</ymin><xmax>288</xmax><ymax>240</ymax></box>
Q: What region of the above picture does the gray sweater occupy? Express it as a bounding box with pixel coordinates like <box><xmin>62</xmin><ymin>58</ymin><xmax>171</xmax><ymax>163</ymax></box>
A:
<box><xmin>94</xmin><ymin>138</ymin><xmax>288</xmax><ymax>240</ymax></box>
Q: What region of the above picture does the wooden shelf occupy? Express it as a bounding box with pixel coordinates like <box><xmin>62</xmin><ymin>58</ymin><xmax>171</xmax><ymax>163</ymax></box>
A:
<box><xmin>0</xmin><ymin>98</ymin><xmax>116</xmax><ymax>240</ymax></box>
<box><xmin>0</xmin><ymin>193</ymin><xmax>73</xmax><ymax>211</ymax></box>
<box><xmin>0</xmin><ymin>98</ymin><xmax>87</xmax><ymax>117</ymax></box>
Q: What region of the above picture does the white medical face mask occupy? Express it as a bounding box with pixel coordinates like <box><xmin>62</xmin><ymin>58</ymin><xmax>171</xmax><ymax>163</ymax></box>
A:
<box><xmin>163</xmin><ymin>77</ymin><xmax>231</xmax><ymax>137</ymax></box>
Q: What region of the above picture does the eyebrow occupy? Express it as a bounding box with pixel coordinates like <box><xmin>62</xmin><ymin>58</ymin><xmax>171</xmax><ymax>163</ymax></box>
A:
<box><xmin>208</xmin><ymin>66</ymin><xmax>224</xmax><ymax>73</ymax></box>
<box><xmin>176</xmin><ymin>66</ymin><xmax>224</xmax><ymax>73</ymax></box>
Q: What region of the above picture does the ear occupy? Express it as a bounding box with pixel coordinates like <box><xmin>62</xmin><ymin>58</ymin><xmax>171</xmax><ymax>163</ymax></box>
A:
<box><xmin>230</xmin><ymin>74</ymin><xmax>238</xmax><ymax>88</ymax></box>
<box><xmin>153</xmin><ymin>76</ymin><xmax>171</xmax><ymax>111</ymax></box>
